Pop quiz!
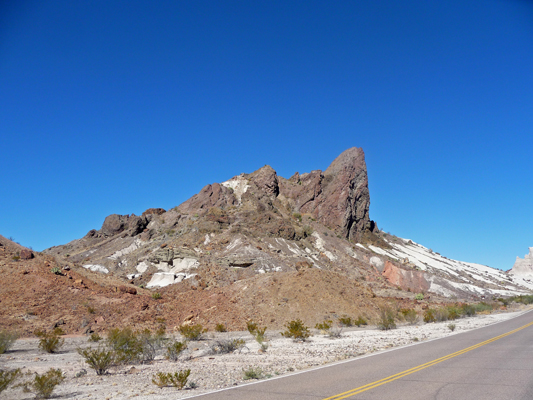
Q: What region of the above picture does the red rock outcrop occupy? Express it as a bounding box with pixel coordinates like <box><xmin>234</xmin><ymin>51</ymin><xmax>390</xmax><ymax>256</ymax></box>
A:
<box><xmin>382</xmin><ymin>260</ymin><xmax>430</xmax><ymax>293</ymax></box>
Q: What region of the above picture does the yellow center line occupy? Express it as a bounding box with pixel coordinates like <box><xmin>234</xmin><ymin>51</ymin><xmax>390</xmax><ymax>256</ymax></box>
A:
<box><xmin>323</xmin><ymin>320</ymin><xmax>533</xmax><ymax>400</ymax></box>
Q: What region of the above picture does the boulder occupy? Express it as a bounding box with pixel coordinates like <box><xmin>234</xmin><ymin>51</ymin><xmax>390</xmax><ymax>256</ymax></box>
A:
<box><xmin>19</xmin><ymin>249</ymin><xmax>34</xmax><ymax>260</ymax></box>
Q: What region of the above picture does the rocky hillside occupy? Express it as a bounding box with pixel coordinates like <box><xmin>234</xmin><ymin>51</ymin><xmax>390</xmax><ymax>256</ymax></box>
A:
<box><xmin>3</xmin><ymin>147</ymin><xmax>530</xmax><ymax>336</ymax></box>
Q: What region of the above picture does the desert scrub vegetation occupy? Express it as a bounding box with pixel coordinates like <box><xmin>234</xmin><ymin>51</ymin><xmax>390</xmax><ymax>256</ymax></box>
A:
<box><xmin>152</xmin><ymin>370</ymin><xmax>191</xmax><ymax>390</ymax></box>
<box><xmin>414</xmin><ymin>293</ymin><xmax>424</xmax><ymax>300</ymax></box>
<box><xmin>210</xmin><ymin>338</ymin><xmax>246</xmax><ymax>354</ymax></box>
<box><xmin>377</xmin><ymin>307</ymin><xmax>396</xmax><ymax>330</ymax></box>
<box><xmin>88</xmin><ymin>332</ymin><xmax>102</xmax><ymax>342</ymax></box>
<box><xmin>0</xmin><ymin>369</ymin><xmax>20</xmax><ymax>394</ymax></box>
<box><xmin>423</xmin><ymin>308</ymin><xmax>437</xmax><ymax>323</ymax></box>
<box><xmin>281</xmin><ymin>319</ymin><xmax>311</xmax><ymax>341</ymax></box>
<box><xmin>178</xmin><ymin>324</ymin><xmax>206</xmax><ymax>341</ymax></box>
<box><xmin>152</xmin><ymin>292</ymin><xmax>162</xmax><ymax>300</ymax></box>
<box><xmin>0</xmin><ymin>329</ymin><xmax>18</xmax><ymax>354</ymax></box>
<box><xmin>215</xmin><ymin>323</ymin><xmax>227</xmax><ymax>332</ymax></box>
<box><xmin>243</xmin><ymin>366</ymin><xmax>263</xmax><ymax>380</ymax></box>
<box><xmin>106</xmin><ymin>327</ymin><xmax>165</xmax><ymax>364</ymax></box>
<box><xmin>77</xmin><ymin>346</ymin><xmax>116</xmax><ymax>375</ymax></box>
<box><xmin>35</xmin><ymin>328</ymin><xmax>64</xmax><ymax>353</ymax></box>
<box><xmin>400</xmin><ymin>308</ymin><xmax>419</xmax><ymax>325</ymax></box>
<box><xmin>18</xmin><ymin>368</ymin><xmax>65</xmax><ymax>399</ymax></box>
<box><xmin>166</xmin><ymin>340</ymin><xmax>187</xmax><ymax>361</ymax></box>
<box><xmin>247</xmin><ymin>321</ymin><xmax>268</xmax><ymax>351</ymax></box>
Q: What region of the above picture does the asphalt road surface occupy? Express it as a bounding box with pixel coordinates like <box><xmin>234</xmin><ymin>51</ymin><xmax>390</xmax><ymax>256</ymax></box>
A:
<box><xmin>190</xmin><ymin>310</ymin><xmax>533</xmax><ymax>400</ymax></box>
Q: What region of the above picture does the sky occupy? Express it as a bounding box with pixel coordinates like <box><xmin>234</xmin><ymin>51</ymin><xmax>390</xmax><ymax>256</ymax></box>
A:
<box><xmin>1</xmin><ymin>0</ymin><xmax>532</xmax><ymax>271</ymax></box>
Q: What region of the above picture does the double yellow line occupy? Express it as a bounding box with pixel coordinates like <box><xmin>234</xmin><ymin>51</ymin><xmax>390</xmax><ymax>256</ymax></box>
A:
<box><xmin>324</xmin><ymin>320</ymin><xmax>533</xmax><ymax>400</ymax></box>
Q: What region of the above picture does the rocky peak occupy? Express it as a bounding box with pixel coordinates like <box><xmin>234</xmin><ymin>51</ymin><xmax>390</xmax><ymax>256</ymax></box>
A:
<box><xmin>279</xmin><ymin>147</ymin><xmax>373</xmax><ymax>242</ymax></box>
<box><xmin>510</xmin><ymin>247</ymin><xmax>533</xmax><ymax>276</ymax></box>
<box><xmin>249</xmin><ymin>165</ymin><xmax>279</xmax><ymax>197</ymax></box>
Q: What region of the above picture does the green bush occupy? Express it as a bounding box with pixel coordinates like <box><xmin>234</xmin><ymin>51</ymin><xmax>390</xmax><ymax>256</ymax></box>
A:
<box><xmin>461</xmin><ymin>304</ymin><xmax>476</xmax><ymax>317</ymax></box>
<box><xmin>377</xmin><ymin>307</ymin><xmax>396</xmax><ymax>330</ymax></box>
<box><xmin>423</xmin><ymin>309</ymin><xmax>436</xmax><ymax>323</ymax></box>
<box><xmin>215</xmin><ymin>323</ymin><xmax>227</xmax><ymax>332</ymax></box>
<box><xmin>281</xmin><ymin>319</ymin><xmax>311</xmax><ymax>341</ymax></box>
<box><xmin>354</xmin><ymin>316</ymin><xmax>368</xmax><ymax>327</ymax></box>
<box><xmin>178</xmin><ymin>324</ymin><xmax>205</xmax><ymax>341</ymax></box>
<box><xmin>20</xmin><ymin>368</ymin><xmax>65</xmax><ymax>399</ymax></box>
<box><xmin>292</xmin><ymin>212</ymin><xmax>302</xmax><ymax>222</ymax></box>
<box><xmin>446</xmin><ymin>306</ymin><xmax>460</xmax><ymax>320</ymax></box>
<box><xmin>152</xmin><ymin>292</ymin><xmax>162</xmax><ymax>300</ymax></box>
<box><xmin>107</xmin><ymin>327</ymin><xmax>141</xmax><ymax>364</ymax></box>
<box><xmin>401</xmin><ymin>309</ymin><xmax>419</xmax><ymax>325</ymax></box>
<box><xmin>152</xmin><ymin>370</ymin><xmax>190</xmax><ymax>389</ymax></box>
<box><xmin>0</xmin><ymin>330</ymin><xmax>18</xmax><ymax>354</ymax></box>
<box><xmin>243</xmin><ymin>366</ymin><xmax>263</xmax><ymax>380</ymax></box>
<box><xmin>338</xmin><ymin>316</ymin><xmax>352</xmax><ymax>327</ymax></box>
<box><xmin>246</xmin><ymin>321</ymin><xmax>258</xmax><ymax>335</ymax></box>
<box><xmin>434</xmin><ymin>308</ymin><xmax>449</xmax><ymax>322</ymax></box>
<box><xmin>448</xmin><ymin>323</ymin><xmax>456</xmax><ymax>332</ymax></box>
<box><xmin>315</xmin><ymin>320</ymin><xmax>332</xmax><ymax>332</ymax></box>
<box><xmin>166</xmin><ymin>340</ymin><xmax>187</xmax><ymax>361</ymax></box>
<box><xmin>88</xmin><ymin>333</ymin><xmax>102</xmax><ymax>342</ymax></box>
<box><xmin>415</xmin><ymin>293</ymin><xmax>424</xmax><ymax>301</ymax></box>
<box><xmin>50</xmin><ymin>267</ymin><xmax>62</xmax><ymax>275</ymax></box>
<box><xmin>0</xmin><ymin>369</ymin><xmax>20</xmax><ymax>394</ymax></box>
<box><xmin>77</xmin><ymin>346</ymin><xmax>115</xmax><ymax>375</ymax></box>
<box><xmin>210</xmin><ymin>339</ymin><xmax>246</xmax><ymax>354</ymax></box>
<box><xmin>35</xmin><ymin>329</ymin><xmax>64</xmax><ymax>353</ymax></box>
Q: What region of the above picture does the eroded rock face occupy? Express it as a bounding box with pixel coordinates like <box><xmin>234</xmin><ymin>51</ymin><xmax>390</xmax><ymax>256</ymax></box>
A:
<box><xmin>249</xmin><ymin>165</ymin><xmax>279</xmax><ymax>197</ymax></box>
<box><xmin>279</xmin><ymin>147</ymin><xmax>373</xmax><ymax>242</ymax></box>
<box><xmin>178</xmin><ymin>183</ymin><xmax>237</xmax><ymax>215</ymax></box>
<box><xmin>382</xmin><ymin>260</ymin><xmax>430</xmax><ymax>293</ymax></box>
<box><xmin>511</xmin><ymin>248</ymin><xmax>533</xmax><ymax>276</ymax></box>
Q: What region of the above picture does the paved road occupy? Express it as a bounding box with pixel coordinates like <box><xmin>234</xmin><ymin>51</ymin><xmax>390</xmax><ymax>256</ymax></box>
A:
<box><xmin>190</xmin><ymin>310</ymin><xmax>533</xmax><ymax>400</ymax></box>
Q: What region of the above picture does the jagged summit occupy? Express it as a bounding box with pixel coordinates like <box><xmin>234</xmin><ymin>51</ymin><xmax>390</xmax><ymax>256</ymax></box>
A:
<box><xmin>510</xmin><ymin>248</ymin><xmax>533</xmax><ymax>277</ymax></box>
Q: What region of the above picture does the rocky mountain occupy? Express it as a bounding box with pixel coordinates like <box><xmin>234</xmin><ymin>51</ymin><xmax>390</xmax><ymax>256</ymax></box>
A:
<box><xmin>44</xmin><ymin>147</ymin><xmax>531</xmax><ymax>299</ymax></box>
<box><xmin>4</xmin><ymin>147</ymin><xmax>530</xmax><ymax>336</ymax></box>
<box><xmin>510</xmin><ymin>248</ymin><xmax>533</xmax><ymax>279</ymax></box>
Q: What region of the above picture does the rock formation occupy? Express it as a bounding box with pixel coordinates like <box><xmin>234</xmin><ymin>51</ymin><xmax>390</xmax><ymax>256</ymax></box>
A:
<box><xmin>510</xmin><ymin>248</ymin><xmax>533</xmax><ymax>276</ymax></box>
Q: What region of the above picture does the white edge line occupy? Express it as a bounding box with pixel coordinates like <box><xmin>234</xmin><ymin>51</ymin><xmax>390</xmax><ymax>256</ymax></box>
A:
<box><xmin>183</xmin><ymin>308</ymin><xmax>533</xmax><ymax>399</ymax></box>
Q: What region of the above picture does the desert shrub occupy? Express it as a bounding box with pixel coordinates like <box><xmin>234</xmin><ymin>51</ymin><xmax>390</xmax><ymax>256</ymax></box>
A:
<box><xmin>446</xmin><ymin>305</ymin><xmax>460</xmax><ymax>320</ymax></box>
<box><xmin>106</xmin><ymin>327</ymin><xmax>142</xmax><ymax>364</ymax></box>
<box><xmin>166</xmin><ymin>340</ymin><xmax>187</xmax><ymax>361</ymax></box>
<box><xmin>210</xmin><ymin>339</ymin><xmax>246</xmax><ymax>354</ymax></box>
<box><xmin>315</xmin><ymin>320</ymin><xmax>332</xmax><ymax>332</ymax></box>
<box><xmin>20</xmin><ymin>368</ymin><xmax>65</xmax><ymax>399</ymax></box>
<box><xmin>0</xmin><ymin>369</ymin><xmax>20</xmax><ymax>394</ymax></box>
<box><xmin>215</xmin><ymin>323</ymin><xmax>227</xmax><ymax>332</ymax></box>
<box><xmin>474</xmin><ymin>302</ymin><xmax>493</xmax><ymax>313</ymax></box>
<box><xmin>377</xmin><ymin>307</ymin><xmax>396</xmax><ymax>330</ymax></box>
<box><xmin>498</xmin><ymin>297</ymin><xmax>510</xmax><ymax>307</ymax></box>
<box><xmin>282</xmin><ymin>319</ymin><xmax>311</xmax><ymax>341</ymax></box>
<box><xmin>88</xmin><ymin>333</ymin><xmax>102</xmax><ymax>342</ymax></box>
<box><xmin>423</xmin><ymin>309</ymin><xmax>437</xmax><ymax>323</ymax></box>
<box><xmin>401</xmin><ymin>309</ymin><xmax>419</xmax><ymax>325</ymax></box>
<box><xmin>243</xmin><ymin>366</ymin><xmax>263</xmax><ymax>380</ymax></box>
<box><xmin>414</xmin><ymin>293</ymin><xmax>424</xmax><ymax>301</ymax></box>
<box><xmin>0</xmin><ymin>330</ymin><xmax>18</xmax><ymax>354</ymax></box>
<box><xmin>152</xmin><ymin>292</ymin><xmax>162</xmax><ymax>300</ymax></box>
<box><xmin>302</xmin><ymin>225</ymin><xmax>313</xmax><ymax>237</ymax></box>
<box><xmin>246</xmin><ymin>321</ymin><xmax>258</xmax><ymax>335</ymax></box>
<box><xmin>292</xmin><ymin>212</ymin><xmax>302</xmax><ymax>222</ymax></box>
<box><xmin>354</xmin><ymin>316</ymin><xmax>368</xmax><ymax>327</ymax></box>
<box><xmin>448</xmin><ymin>323</ymin><xmax>456</xmax><ymax>332</ymax></box>
<box><xmin>35</xmin><ymin>329</ymin><xmax>64</xmax><ymax>353</ymax></box>
<box><xmin>511</xmin><ymin>295</ymin><xmax>533</xmax><ymax>305</ymax></box>
<box><xmin>152</xmin><ymin>370</ymin><xmax>190</xmax><ymax>389</ymax></box>
<box><xmin>434</xmin><ymin>308</ymin><xmax>449</xmax><ymax>322</ymax></box>
<box><xmin>178</xmin><ymin>324</ymin><xmax>205</xmax><ymax>341</ymax></box>
<box><xmin>77</xmin><ymin>346</ymin><xmax>115</xmax><ymax>375</ymax></box>
<box><xmin>50</xmin><ymin>267</ymin><xmax>62</xmax><ymax>275</ymax></box>
<box><xmin>338</xmin><ymin>316</ymin><xmax>352</xmax><ymax>327</ymax></box>
<box><xmin>461</xmin><ymin>304</ymin><xmax>476</xmax><ymax>317</ymax></box>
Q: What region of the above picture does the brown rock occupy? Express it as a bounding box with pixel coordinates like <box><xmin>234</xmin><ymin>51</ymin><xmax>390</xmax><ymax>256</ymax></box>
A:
<box><xmin>177</xmin><ymin>183</ymin><xmax>237</xmax><ymax>215</ymax></box>
<box><xmin>119</xmin><ymin>286</ymin><xmax>137</xmax><ymax>295</ymax></box>
<box><xmin>382</xmin><ymin>260</ymin><xmax>430</xmax><ymax>293</ymax></box>
<box><xmin>20</xmin><ymin>249</ymin><xmax>34</xmax><ymax>260</ymax></box>
<box><xmin>249</xmin><ymin>165</ymin><xmax>279</xmax><ymax>197</ymax></box>
<box><xmin>142</xmin><ymin>208</ymin><xmax>166</xmax><ymax>216</ymax></box>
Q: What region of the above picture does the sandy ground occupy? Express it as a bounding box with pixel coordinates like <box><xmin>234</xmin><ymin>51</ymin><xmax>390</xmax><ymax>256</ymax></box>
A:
<box><xmin>1</xmin><ymin>307</ymin><xmax>530</xmax><ymax>400</ymax></box>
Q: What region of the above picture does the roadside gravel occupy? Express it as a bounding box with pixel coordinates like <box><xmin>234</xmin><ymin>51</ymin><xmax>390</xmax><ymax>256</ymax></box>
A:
<box><xmin>1</xmin><ymin>308</ymin><xmax>528</xmax><ymax>400</ymax></box>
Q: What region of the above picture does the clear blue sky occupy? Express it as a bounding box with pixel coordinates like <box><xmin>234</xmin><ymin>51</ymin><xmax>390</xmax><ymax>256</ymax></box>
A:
<box><xmin>1</xmin><ymin>1</ymin><xmax>532</xmax><ymax>270</ymax></box>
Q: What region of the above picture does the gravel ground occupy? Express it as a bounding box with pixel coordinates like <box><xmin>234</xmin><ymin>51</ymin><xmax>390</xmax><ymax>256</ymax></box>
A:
<box><xmin>1</xmin><ymin>308</ymin><xmax>529</xmax><ymax>400</ymax></box>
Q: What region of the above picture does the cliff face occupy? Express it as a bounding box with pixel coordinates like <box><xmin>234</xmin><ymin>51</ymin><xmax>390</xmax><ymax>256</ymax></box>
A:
<box><xmin>510</xmin><ymin>248</ymin><xmax>533</xmax><ymax>276</ymax></box>
<box><xmin>279</xmin><ymin>147</ymin><xmax>374</xmax><ymax>242</ymax></box>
